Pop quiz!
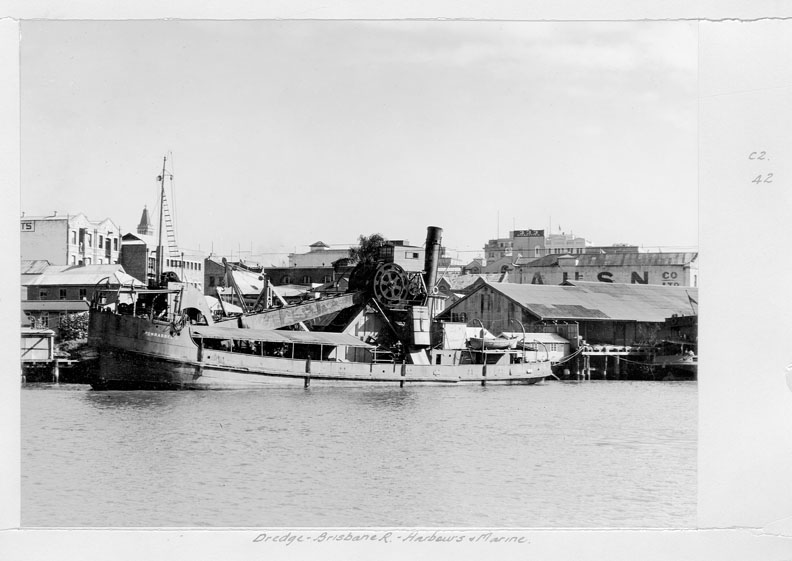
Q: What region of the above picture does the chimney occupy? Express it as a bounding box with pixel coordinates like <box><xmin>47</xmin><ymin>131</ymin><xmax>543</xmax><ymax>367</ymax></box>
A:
<box><xmin>423</xmin><ymin>226</ymin><xmax>443</xmax><ymax>293</ymax></box>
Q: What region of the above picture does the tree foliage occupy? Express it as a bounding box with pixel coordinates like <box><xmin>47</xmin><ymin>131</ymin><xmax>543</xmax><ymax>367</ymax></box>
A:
<box><xmin>348</xmin><ymin>233</ymin><xmax>387</xmax><ymax>265</ymax></box>
<box><xmin>58</xmin><ymin>312</ymin><xmax>89</xmax><ymax>342</ymax></box>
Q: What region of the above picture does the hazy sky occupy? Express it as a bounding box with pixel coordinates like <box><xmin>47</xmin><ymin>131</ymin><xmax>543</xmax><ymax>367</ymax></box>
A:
<box><xmin>21</xmin><ymin>20</ymin><xmax>698</xmax><ymax>263</ymax></box>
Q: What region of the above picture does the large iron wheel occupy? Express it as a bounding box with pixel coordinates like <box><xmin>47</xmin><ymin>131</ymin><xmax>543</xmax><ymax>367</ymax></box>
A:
<box><xmin>373</xmin><ymin>263</ymin><xmax>408</xmax><ymax>305</ymax></box>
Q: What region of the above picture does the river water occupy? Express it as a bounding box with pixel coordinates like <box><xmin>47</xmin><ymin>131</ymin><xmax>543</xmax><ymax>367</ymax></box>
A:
<box><xmin>21</xmin><ymin>380</ymin><xmax>696</xmax><ymax>528</ymax></box>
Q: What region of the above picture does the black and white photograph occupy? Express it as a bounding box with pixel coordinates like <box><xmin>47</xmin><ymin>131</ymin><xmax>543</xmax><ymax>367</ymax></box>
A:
<box><xmin>5</xmin><ymin>4</ymin><xmax>792</xmax><ymax>560</ymax></box>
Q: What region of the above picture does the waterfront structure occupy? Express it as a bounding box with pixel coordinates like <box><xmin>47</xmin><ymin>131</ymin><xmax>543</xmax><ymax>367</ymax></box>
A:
<box><xmin>438</xmin><ymin>280</ymin><xmax>699</xmax><ymax>348</ymax></box>
<box><xmin>21</xmin><ymin>263</ymin><xmax>143</xmax><ymax>332</ymax></box>
<box><xmin>20</xmin><ymin>212</ymin><xmax>122</xmax><ymax>266</ymax></box>
<box><xmin>514</xmin><ymin>252</ymin><xmax>698</xmax><ymax>287</ymax></box>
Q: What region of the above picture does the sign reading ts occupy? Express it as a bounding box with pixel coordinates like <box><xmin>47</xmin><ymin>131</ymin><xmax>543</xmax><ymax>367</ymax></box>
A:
<box><xmin>21</xmin><ymin>221</ymin><xmax>35</xmax><ymax>232</ymax></box>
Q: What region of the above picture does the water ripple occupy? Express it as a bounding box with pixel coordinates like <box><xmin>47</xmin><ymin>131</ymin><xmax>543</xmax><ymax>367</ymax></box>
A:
<box><xmin>22</xmin><ymin>380</ymin><xmax>696</xmax><ymax>528</ymax></box>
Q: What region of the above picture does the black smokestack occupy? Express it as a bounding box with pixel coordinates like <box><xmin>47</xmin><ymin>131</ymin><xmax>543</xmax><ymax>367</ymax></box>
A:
<box><xmin>423</xmin><ymin>226</ymin><xmax>443</xmax><ymax>294</ymax></box>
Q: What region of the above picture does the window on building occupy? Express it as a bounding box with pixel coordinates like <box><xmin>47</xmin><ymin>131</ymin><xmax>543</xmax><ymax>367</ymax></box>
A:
<box><xmin>209</xmin><ymin>276</ymin><xmax>215</xmax><ymax>287</ymax></box>
<box><xmin>39</xmin><ymin>288</ymin><xmax>48</xmax><ymax>299</ymax></box>
<box><xmin>59</xmin><ymin>288</ymin><xmax>67</xmax><ymax>300</ymax></box>
<box><xmin>87</xmin><ymin>233</ymin><xmax>92</xmax><ymax>247</ymax></box>
<box><xmin>282</xmin><ymin>276</ymin><xmax>292</xmax><ymax>284</ymax></box>
<box><xmin>323</xmin><ymin>275</ymin><xmax>332</xmax><ymax>283</ymax></box>
<box><xmin>99</xmin><ymin>235</ymin><xmax>104</xmax><ymax>248</ymax></box>
<box><xmin>71</xmin><ymin>255</ymin><xmax>76</xmax><ymax>265</ymax></box>
<box><xmin>113</xmin><ymin>238</ymin><xmax>118</xmax><ymax>251</ymax></box>
<box><xmin>79</xmin><ymin>288</ymin><xmax>87</xmax><ymax>299</ymax></box>
<box><xmin>84</xmin><ymin>257</ymin><xmax>91</xmax><ymax>265</ymax></box>
<box><xmin>71</xmin><ymin>231</ymin><xmax>77</xmax><ymax>244</ymax></box>
<box><xmin>301</xmin><ymin>275</ymin><xmax>311</xmax><ymax>284</ymax></box>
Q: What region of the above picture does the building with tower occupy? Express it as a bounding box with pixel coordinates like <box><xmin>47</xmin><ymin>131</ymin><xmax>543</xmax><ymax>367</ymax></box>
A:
<box><xmin>118</xmin><ymin>205</ymin><xmax>204</xmax><ymax>290</ymax></box>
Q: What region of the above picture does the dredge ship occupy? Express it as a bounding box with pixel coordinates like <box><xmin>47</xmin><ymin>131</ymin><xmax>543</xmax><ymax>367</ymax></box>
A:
<box><xmin>86</xmin><ymin>161</ymin><xmax>551</xmax><ymax>389</ymax></box>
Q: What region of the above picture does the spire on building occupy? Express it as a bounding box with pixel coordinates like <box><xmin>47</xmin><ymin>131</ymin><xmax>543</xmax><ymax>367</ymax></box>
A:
<box><xmin>137</xmin><ymin>205</ymin><xmax>154</xmax><ymax>236</ymax></box>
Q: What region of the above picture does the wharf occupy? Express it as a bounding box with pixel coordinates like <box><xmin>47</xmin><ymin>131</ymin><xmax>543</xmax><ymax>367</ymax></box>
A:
<box><xmin>563</xmin><ymin>345</ymin><xmax>656</xmax><ymax>381</ymax></box>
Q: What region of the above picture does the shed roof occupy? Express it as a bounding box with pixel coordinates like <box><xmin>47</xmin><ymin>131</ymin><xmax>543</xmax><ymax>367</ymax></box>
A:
<box><xmin>468</xmin><ymin>281</ymin><xmax>698</xmax><ymax>322</ymax></box>
<box><xmin>21</xmin><ymin>260</ymin><xmax>54</xmax><ymax>275</ymax></box>
<box><xmin>440</xmin><ymin>273</ymin><xmax>503</xmax><ymax>291</ymax></box>
<box><xmin>24</xmin><ymin>264</ymin><xmax>145</xmax><ymax>288</ymax></box>
<box><xmin>517</xmin><ymin>252</ymin><xmax>698</xmax><ymax>268</ymax></box>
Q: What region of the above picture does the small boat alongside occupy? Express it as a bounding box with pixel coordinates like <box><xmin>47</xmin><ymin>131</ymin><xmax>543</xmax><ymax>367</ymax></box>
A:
<box><xmin>652</xmin><ymin>340</ymin><xmax>697</xmax><ymax>380</ymax></box>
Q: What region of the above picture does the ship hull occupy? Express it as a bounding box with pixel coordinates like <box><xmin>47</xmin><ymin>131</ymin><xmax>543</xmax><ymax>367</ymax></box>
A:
<box><xmin>88</xmin><ymin>309</ymin><xmax>550</xmax><ymax>390</ymax></box>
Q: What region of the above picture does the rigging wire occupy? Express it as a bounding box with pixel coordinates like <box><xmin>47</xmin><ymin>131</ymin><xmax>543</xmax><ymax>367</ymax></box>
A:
<box><xmin>168</xmin><ymin>150</ymin><xmax>179</xmax><ymax>250</ymax></box>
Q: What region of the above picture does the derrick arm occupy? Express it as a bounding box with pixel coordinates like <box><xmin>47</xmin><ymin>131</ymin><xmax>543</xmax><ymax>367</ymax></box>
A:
<box><xmin>236</xmin><ymin>292</ymin><xmax>363</xmax><ymax>330</ymax></box>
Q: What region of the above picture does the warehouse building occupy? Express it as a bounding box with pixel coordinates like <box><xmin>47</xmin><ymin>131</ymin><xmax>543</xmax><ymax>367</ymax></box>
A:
<box><xmin>438</xmin><ymin>280</ymin><xmax>699</xmax><ymax>348</ymax></box>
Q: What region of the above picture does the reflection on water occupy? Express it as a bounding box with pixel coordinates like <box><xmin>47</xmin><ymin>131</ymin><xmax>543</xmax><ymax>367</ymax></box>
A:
<box><xmin>22</xmin><ymin>381</ymin><xmax>696</xmax><ymax>528</ymax></box>
<box><xmin>346</xmin><ymin>386</ymin><xmax>418</xmax><ymax>411</ymax></box>
<box><xmin>83</xmin><ymin>389</ymin><xmax>186</xmax><ymax>411</ymax></box>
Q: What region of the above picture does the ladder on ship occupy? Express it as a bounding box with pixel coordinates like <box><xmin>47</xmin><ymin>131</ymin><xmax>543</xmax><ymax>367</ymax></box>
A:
<box><xmin>156</xmin><ymin>155</ymin><xmax>181</xmax><ymax>277</ymax></box>
<box><xmin>161</xmin><ymin>190</ymin><xmax>180</xmax><ymax>259</ymax></box>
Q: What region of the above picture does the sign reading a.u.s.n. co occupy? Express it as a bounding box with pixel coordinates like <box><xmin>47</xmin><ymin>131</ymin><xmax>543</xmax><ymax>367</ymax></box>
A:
<box><xmin>21</xmin><ymin>221</ymin><xmax>35</xmax><ymax>232</ymax></box>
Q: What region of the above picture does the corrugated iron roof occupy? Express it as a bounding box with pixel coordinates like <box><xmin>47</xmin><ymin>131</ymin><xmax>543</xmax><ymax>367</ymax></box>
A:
<box><xmin>441</xmin><ymin>273</ymin><xmax>503</xmax><ymax>291</ymax></box>
<box><xmin>21</xmin><ymin>260</ymin><xmax>54</xmax><ymax>275</ymax></box>
<box><xmin>517</xmin><ymin>252</ymin><xmax>698</xmax><ymax>268</ymax></box>
<box><xmin>24</xmin><ymin>264</ymin><xmax>145</xmax><ymax>287</ymax></box>
<box><xmin>484</xmin><ymin>281</ymin><xmax>698</xmax><ymax>322</ymax></box>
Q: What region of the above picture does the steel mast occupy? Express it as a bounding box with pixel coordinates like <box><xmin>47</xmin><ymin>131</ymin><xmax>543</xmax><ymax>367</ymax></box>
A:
<box><xmin>155</xmin><ymin>155</ymin><xmax>167</xmax><ymax>285</ymax></box>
